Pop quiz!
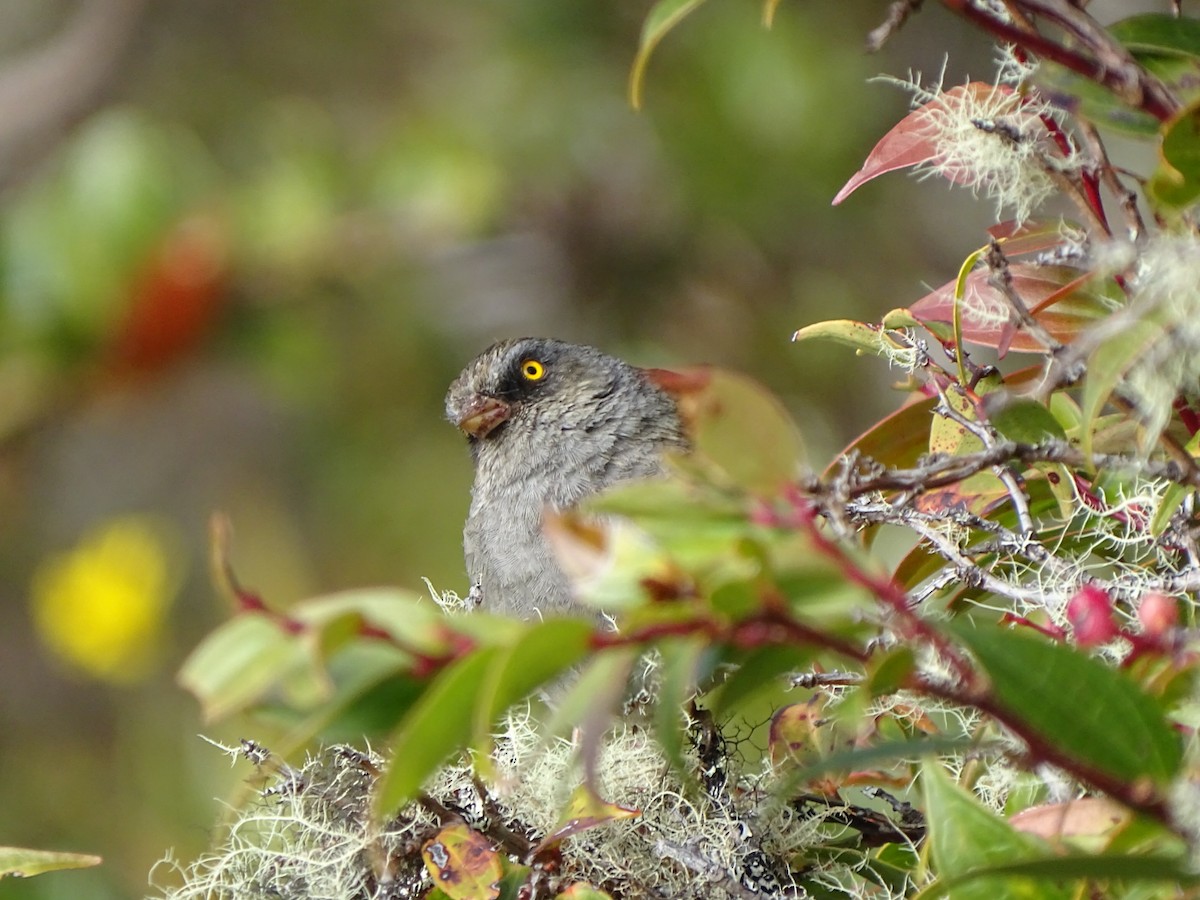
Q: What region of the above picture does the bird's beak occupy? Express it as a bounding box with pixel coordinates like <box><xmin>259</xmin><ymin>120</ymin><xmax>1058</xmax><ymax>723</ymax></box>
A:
<box><xmin>456</xmin><ymin>395</ymin><xmax>511</xmax><ymax>439</ymax></box>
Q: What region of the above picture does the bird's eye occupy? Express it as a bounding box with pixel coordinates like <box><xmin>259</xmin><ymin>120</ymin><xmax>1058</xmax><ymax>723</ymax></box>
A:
<box><xmin>520</xmin><ymin>359</ymin><xmax>546</xmax><ymax>381</ymax></box>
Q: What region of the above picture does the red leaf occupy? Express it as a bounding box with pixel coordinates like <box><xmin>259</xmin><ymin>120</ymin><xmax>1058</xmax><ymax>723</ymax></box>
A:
<box><xmin>833</xmin><ymin>83</ymin><xmax>1013</xmax><ymax>205</ymax></box>
<box><xmin>909</xmin><ymin>265</ymin><xmax>1103</xmax><ymax>355</ymax></box>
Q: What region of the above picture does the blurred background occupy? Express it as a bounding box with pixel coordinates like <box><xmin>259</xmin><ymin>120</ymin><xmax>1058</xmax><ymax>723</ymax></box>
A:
<box><xmin>0</xmin><ymin>1</ymin><xmax>1143</xmax><ymax>897</ymax></box>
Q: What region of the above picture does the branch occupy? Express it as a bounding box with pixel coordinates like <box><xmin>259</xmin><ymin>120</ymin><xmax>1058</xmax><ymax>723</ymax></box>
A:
<box><xmin>915</xmin><ymin>673</ymin><xmax>1174</xmax><ymax>825</ymax></box>
<box><xmin>866</xmin><ymin>0</ymin><xmax>925</xmax><ymax>52</ymax></box>
<box><xmin>938</xmin><ymin>0</ymin><xmax>1179</xmax><ymax>122</ymax></box>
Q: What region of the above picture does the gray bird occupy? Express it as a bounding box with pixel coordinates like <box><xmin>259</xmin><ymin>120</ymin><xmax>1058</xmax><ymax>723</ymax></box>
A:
<box><xmin>445</xmin><ymin>337</ymin><xmax>689</xmax><ymax>619</ymax></box>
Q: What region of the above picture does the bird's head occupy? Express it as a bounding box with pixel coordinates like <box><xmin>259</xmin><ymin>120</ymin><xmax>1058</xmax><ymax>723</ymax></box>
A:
<box><xmin>445</xmin><ymin>337</ymin><xmax>688</xmax><ymax>469</ymax></box>
<box><xmin>445</xmin><ymin>338</ymin><xmax>613</xmax><ymax>443</ymax></box>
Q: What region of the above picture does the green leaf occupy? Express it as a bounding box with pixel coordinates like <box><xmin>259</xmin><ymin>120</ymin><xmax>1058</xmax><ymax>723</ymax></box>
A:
<box><xmin>0</xmin><ymin>847</ymin><xmax>102</xmax><ymax>879</ymax></box>
<box><xmin>1110</xmin><ymin>14</ymin><xmax>1200</xmax><ymax>59</ymax></box>
<box><xmin>1036</xmin><ymin>44</ymin><xmax>1200</xmax><ymax>139</ymax></box>
<box><xmin>282</xmin><ymin>643</ymin><xmax>418</xmax><ymax>744</ymax></box>
<box><xmin>374</xmin><ymin>648</ymin><xmax>501</xmax><ymax>817</ymax></box>
<box><xmin>942</xmin><ymin>852</ymin><xmax>1200</xmax><ymax>889</ymax></box>
<box><xmin>422</xmin><ymin>824</ymin><xmax>504</xmax><ymax>900</ymax></box>
<box><xmin>986</xmin><ymin>398</ymin><xmax>1067</xmax><ymax>444</ymax></box>
<box><xmin>546</xmin><ymin>648</ymin><xmax>636</xmax><ymax>737</ymax></box>
<box><xmin>654</xmin><ymin>637</ymin><xmax>714</xmax><ymax>774</ymax></box>
<box><xmin>555</xmin><ymin>884</ymin><xmax>615</xmax><ymax>899</ymax></box>
<box><xmin>1149</xmin><ymin>101</ymin><xmax>1200</xmax><ymax>213</ymax></box>
<box><xmin>1033</xmin><ymin>64</ymin><xmax>1158</xmax><ymax>137</ymax></box>
<box><xmin>866</xmin><ymin>646</ymin><xmax>916</xmax><ymax>696</ymax></box>
<box><xmin>683</xmin><ymin>369</ymin><xmax>806</xmax><ymax>494</ymax></box>
<box><xmin>177</xmin><ymin>613</ymin><xmax>305</xmax><ymax>721</ymax></box>
<box><xmin>710</xmin><ymin>644</ymin><xmax>812</xmax><ymax>719</ymax></box>
<box><xmin>948</xmin><ymin>620</ymin><xmax>1182</xmax><ymax>785</ymax></box>
<box><xmin>761</xmin><ymin>0</ymin><xmax>784</xmax><ymax>28</ymax></box>
<box><xmin>292</xmin><ymin>587</ymin><xmax>441</xmax><ymax>645</ymax></box>
<box><xmin>791</xmin><ymin>319</ymin><xmax>893</xmax><ymax>356</ymax></box>
<box><xmin>475</xmin><ymin>618</ymin><xmax>593</xmax><ymax>734</ymax></box>
<box><xmin>629</xmin><ymin>0</ymin><xmax>709</xmax><ymax>109</ymax></box>
<box><xmin>921</xmin><ymin>763</ymin><xmax>1072</xmax><ymax>900</ymax></box>
<box><xmin>1079</xmin><ymin>319</ymin><xmax>1162</xmax><ymax>460</ymax></box>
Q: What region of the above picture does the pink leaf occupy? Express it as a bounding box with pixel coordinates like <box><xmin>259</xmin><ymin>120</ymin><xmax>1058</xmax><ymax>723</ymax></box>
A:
<box><xmin>909</xmin><ymin>265</ymin><xmax>1104</xmax><ymax>355</ymax></box>
<box><xmin>833</xmin><ymin>83</ymin><xmax>1009</xmax><ymax>205</ymax></box>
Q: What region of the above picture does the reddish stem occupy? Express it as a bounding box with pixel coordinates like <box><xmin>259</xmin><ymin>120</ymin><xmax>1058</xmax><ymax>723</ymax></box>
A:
<box><xmin>939</xmin><ymin>0</ymin><xmax>1178</xmax><ymax>122</ymax></box>
<box><xmin>779</xmin><ymin>487</ymin><xmax>979</xmax><ymax>686</ymax></box>
<box><xmin>916</xmin><ymin>673</ymin><xmax>1173</xmax><ymax>825</ymax></box>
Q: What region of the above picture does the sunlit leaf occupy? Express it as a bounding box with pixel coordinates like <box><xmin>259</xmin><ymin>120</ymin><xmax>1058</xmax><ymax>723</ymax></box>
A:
<box><xmin>629</xmin><ymin>0</ymin><xmax>709</xmax><ymax>109</ymax></box>
<box><xmin>422</xmin><ymin>825</ymin><xmax>502</xmax><ymax>900</ymax></box>
<box><xmin>833</xmin><ymin>84</ymin><xmax>1020</xmax><ymax>205</ymax></box>
<box><xmin>791</xmin><ymin>319</ymin><xmax>894</xmax><ymax>356</ymax></box>
<box><xmin>1008</xmin><ymin>798</ymin><xmax>1130</xmax><ymax>841</ymax></box>
<box><xmin>0</xmin><ymin>847</ymin><xmax>102</xmax><ymax>879</ymax></box>
<box><xmin>178</xmin><ymin>613</ymin><xmax>306</xmax><ymax>721</ymax></box>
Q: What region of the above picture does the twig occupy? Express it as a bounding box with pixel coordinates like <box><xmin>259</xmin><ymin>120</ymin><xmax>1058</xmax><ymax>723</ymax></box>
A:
<box><xmin>1077</xmin><ymin>120</ymin><xmax>1145</xmax><ymax>241</ymax></box>
<box><xmin>866</xmin><ymin>0</ymin><xmax>925</xmax><ymax>51</ymax></box>
<box><xmin>653</xmin><ymin>840</ymin><xmax>761</xmax><ymax>899</ymax></box>
<box><xmin>915</xmin><ymin>673</ymin><xmax>1174</xmax><ymax>826</ymax></box>
<box><xmin>938</xmin><ymin>0</ymin><xmax>1178</xmax><ymax>122</ymax></box>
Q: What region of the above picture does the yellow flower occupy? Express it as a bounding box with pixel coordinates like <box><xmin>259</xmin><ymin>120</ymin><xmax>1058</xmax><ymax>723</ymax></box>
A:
<box><xmin>31</xmin><ymin>516</ymin><xmax>178</xmax><ymax>683</ymax></box>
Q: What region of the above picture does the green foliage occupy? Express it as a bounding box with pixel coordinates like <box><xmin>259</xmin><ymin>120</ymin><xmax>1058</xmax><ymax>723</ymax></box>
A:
<box><xmin>164</xmin><ymin>3</ymin><xmax>1200</xmax><ymax>898</ymax></box>
<box><xmin>949</xmin><ymin>620</ymin><xmax>1183</xmax><ymax>786</ymax></box>
<box><xmin>0</xmin><ymin>847</ymin><xmax>102</xmax><ymax>880</ymax></box>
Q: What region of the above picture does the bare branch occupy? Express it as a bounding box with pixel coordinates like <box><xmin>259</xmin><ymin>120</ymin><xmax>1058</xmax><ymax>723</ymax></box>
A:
<box><xmin>866</xmin><ymin>0</ymin><xmax>925</xmax><ymax>52</ymax></box>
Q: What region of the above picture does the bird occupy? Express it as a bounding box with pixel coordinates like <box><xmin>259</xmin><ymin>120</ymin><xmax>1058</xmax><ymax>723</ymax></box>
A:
<box><xmin>445</xmin><ymin>337</ymin><xmax>689</xmax><ymax>619</ymax></box>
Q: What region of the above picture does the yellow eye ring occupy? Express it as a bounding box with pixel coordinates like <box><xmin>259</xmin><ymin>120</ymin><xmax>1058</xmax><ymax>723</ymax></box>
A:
<box><xmin>520</xmin><ymin>359</ymin><xmax>546</xmax><ymax>381</ymax></box>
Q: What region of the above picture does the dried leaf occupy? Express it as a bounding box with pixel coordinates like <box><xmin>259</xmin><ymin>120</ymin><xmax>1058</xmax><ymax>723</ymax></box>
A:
<box><xmin>422</xmin><ymin>825</ymin><xmax>502</xmax><ymax>900</ymax></box>
<box><xmin>535</xmin><ymin>784</ymin><xmax>639</xmax><ymax>852</ymax></box>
